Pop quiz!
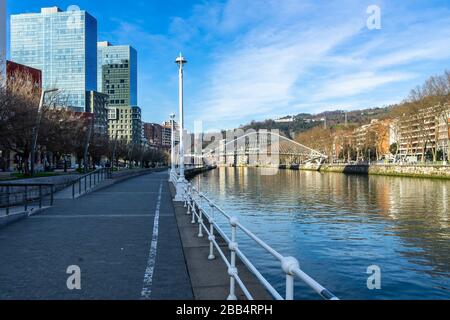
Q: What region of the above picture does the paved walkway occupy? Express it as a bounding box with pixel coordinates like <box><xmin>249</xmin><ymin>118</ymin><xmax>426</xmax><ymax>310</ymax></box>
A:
<box><xmin>0</xmin><ymin>171</ymin><xmax>193</xmax><ymax>300</ymax></box>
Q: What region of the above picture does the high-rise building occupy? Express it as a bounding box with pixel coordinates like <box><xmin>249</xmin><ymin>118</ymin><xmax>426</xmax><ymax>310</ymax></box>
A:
<box><xmin>0</xmin><ymin>0</ymin><xmax>6</xmax><ymax>80</ymax></box>
<box><xmin>86</xmin><ymin>91</ymin><xmax>109</xmax><ymax>136</ymax></box>
<box><xmin>98</xmin><ymin>41</ymin><xmax>140</xmax><ymax>144</ymax></box>
<box><xmin>108</xmin><ymin>106</ymin><xmax>142</xmax><ymax>145</ymax></box>
<box><xmin>97</xmin><ymin>41</ymin><xmax>137</xmax><ymax>107</ymax></box>
<box><xmin>10</xmin><ymin>6</ymin><xmax>98</xmax><ymax>112</ymax></box>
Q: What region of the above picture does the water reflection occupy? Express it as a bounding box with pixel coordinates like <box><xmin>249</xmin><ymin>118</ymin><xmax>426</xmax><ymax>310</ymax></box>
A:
<box><xmin>193</xmin><ymin>167</ymin><xmax>450</xmax><ymax>300</ymax></box>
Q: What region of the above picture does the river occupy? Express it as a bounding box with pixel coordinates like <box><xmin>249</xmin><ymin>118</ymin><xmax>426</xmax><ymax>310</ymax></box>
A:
<box><xmin>191</xmin><ymin>167</ymin><xmax>450</xmax><ymax>300</ymax></box>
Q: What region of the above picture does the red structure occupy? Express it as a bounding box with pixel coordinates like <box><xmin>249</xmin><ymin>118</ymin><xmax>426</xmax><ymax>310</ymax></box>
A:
<box><xmin>6</xmin><ymin>60</ymin><xmax>42</xmax><ymax>89</ymax></box>
<box><xmin>0</xmin><ymin>61</ymin><xmax>42</xmax><ymax>172</ymax></box>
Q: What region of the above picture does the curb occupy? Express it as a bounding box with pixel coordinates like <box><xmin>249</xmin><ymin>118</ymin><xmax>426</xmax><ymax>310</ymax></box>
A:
<box><xmin>0</xmin><ymin>206</ymin><xmax>51</xmax><ymax>229</ymax></box>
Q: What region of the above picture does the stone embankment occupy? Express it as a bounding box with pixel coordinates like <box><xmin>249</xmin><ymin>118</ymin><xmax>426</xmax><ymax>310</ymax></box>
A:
<box><xmin>291</xmin><ymin>163</ymin><xmax>450</xmax><ymax>179</ymax></box>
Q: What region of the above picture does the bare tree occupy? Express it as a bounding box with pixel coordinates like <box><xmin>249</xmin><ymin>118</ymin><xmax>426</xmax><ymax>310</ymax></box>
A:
<box><xmin>0</xmin><ymin>69</ymin><xmax>41</xmax><ymax>174</ymax></box>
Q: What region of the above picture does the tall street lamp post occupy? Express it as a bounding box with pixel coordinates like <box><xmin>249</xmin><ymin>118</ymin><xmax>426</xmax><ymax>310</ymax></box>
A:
<box><xmin>83</xmin><ymin>113</ymin><xmax>95</xmax><ymax>173</ymax></box>
<box><xmin>111</xmin><ymin>129</ymin><xmax>123</xmax><ymax>171</ymax></box>
<box><xmin>169</xmin><ymin>113</ymin><xmax>176</xmax><ymax>178</ymax></box>
<box><xmin>174</xmin><ymin>53</ymin><xmax>187</xmax><ymax>201</ymax></box>
<box><xmin>30</xmin><ymin>88</ymin><xmax>58</xmax><ymax>176</ymax></box>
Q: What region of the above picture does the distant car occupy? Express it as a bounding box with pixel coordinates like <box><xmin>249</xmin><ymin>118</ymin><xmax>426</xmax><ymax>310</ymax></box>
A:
<box><xmin>406</xmin><ymin>156</ymin><xmax>418</xmax><ymax>164</ymax></box>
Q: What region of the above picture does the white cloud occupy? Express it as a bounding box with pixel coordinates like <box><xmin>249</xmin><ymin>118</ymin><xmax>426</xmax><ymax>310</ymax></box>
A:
<box><xmin>189</xmin><ymin>1</ymin><xmax>368</xmax><ymax>126</ymax></box>
<box><xmin>312</xmin><ymin>71</ymin><xmax>416</xmax><ymax>101</ymax></box>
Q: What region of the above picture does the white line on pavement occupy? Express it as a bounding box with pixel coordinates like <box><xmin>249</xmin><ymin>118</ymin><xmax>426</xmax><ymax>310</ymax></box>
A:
<box><xmin>141</xmin><ymin>182</ymin><xmax>163</xmax><ymax>299</ymax></box>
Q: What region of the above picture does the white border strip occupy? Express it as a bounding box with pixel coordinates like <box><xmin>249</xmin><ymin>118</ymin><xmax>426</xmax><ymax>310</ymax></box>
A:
<box><xmin>141</xmin><ymin>182</ymin><xmax>163</xmax><ymax>299</ymax></box>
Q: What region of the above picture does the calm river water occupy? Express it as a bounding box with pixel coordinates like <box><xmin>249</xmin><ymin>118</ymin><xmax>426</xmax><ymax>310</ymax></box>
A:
<box><xmin>192</xmin><ymin>167</ymin><xmax>450</xmax><ymax>300</ymax></box>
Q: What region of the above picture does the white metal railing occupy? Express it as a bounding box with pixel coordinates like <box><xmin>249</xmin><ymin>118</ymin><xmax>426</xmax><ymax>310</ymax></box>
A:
<box><xmin>172</xmin><ymin>172</ymin><xmax>339</xmax><ymax>301</ymax></box>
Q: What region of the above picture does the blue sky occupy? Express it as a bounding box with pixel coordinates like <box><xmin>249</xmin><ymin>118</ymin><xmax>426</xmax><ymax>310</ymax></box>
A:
<box><xmin>6</xmin><ymin>0</ymin><xmax>450</xmax><ymax>131</ymax></box>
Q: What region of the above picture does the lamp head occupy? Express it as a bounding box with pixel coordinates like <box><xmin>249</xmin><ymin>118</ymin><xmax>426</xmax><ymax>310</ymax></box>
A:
<box><xmin>175</xmin><ymin>53</ymin><xmax>187</xmax><ymax>66</ymax></box>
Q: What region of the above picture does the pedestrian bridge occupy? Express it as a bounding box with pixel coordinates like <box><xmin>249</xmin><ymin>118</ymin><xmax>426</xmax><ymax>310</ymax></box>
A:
<box><xmin>183</xmin><ymin>131</ymin><xmax>328</xmax><ymax>167</ymax></box>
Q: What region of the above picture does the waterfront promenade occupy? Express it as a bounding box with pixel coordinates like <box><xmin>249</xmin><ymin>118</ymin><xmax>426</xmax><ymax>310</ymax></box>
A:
<box><xmin>0</xmin><ymin>171</ymin><xmax>193</xmax><ymax>300</ymax></box>
<box><xmin>0</xmin><ymin>169</ymin><xmax>270</xmax><ymax>300</ymax></box>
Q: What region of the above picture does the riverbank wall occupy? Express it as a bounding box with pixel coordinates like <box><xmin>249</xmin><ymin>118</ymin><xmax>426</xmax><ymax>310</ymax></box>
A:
<box><xmin>295</xmin><ymin>164</ymin><xmax>450</xmax><ymax>179</ymax></box>
<box><xmin>218</xmin><ymin>163</ymin><xmax>450</xmax><ymax>179</ymax></box>
<box><xmin>185</xmin><ymin>165</ymin><xmax>217</xmax><ymax>180</ymax></box>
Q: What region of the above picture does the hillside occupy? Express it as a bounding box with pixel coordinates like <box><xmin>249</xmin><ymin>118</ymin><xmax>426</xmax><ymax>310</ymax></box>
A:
<box><xmin>239</xmin><ymin>106</ymin><xmax>394</xmax><ymax>138</ymax></box>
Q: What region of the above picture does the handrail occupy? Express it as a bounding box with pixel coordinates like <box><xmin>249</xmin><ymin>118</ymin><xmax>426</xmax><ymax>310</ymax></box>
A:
<box><xmin>173</xmin><ymin>172</ymin><xmax>339</xmax><ymax>301</ymax></box>
<box><xmin>0</xmin><ymin>182</ymin><xmax>55</xmax><ymax>215</ymax></box>
<box><xmin>70</xmin><ymin>168</ymin><xmax>111</xmax><ymax>199</ymax></box>
<box><xmin>0</xmin><ymin>183</ymin><xmax>55</xmax><ymax>187</ymax></box>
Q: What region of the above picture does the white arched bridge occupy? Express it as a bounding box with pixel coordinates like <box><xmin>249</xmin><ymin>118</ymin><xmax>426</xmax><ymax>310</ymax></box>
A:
<box><xmin>179</xmin><ymin>131</ymin><xmax>328</xmax><ymax>167</ymax></box>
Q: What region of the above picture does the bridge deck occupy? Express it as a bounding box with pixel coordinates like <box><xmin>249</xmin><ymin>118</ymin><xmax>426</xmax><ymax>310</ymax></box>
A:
<box><xmin>0</xmin><ymin>171</ymin><xmax>193</xmax><ymax>300</ymax></box>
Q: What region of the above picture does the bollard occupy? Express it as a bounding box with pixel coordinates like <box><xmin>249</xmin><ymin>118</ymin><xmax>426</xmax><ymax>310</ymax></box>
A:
<box><xmin>72</xmin><ymin>183</ymin><xmax>75</xmax><ymax>199</ymax></box>
<box><xmin>227</xmin><ymin>217</ymin><xmax>239</xmax><ymax>300</ymax></box>
<box><xmin>281</xmin><ymin>257</ymin><xmax>300</xmax><ymax>300</ymax></box>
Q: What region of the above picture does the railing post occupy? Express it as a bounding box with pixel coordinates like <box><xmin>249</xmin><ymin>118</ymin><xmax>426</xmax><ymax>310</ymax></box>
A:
<box><xmin>90</xmin><ymin>173</ymin><xmax>92</xmax><ymax>188</ymax></box>
<box><xmin>198</xmin><ymin>205</ymin><xmax>204</xmax><ymax>238</ymax></box>
<box><xmin>186</xmin><ymin>189</ymin><xmax>191</xmax><ymax>216</ymax></box>
<box><xmin>191</xmin><ymin>202</ymin><xmax>197</xmax><ymax>224</ymax></box>
<box><xmin>78</xmin><ymin>179</ymin><xmax>81</xmax><ymax>196</ymax></box>
<box><xmin>184</xmin><ymin>185</ymin><xmax>189</xmax><ymax>208</ymax></box>
<box><xmin>227</xmin><ymin>217</ymin><xmax>239</xmax><ymax>300</ymax></box>
<box><xmin>6</xmin><ymin>185</ymin><xmax>10</xmax><ymax>216</ymax></box>
<box><xmin>208</xmin><ymin>203</ymin><xmax>216</xmax><ymax>260</ymax></box>
<box><xmin>24</xmin><ymin>185</ymin><xmax>28</xmax><ymax>211</ymax></box>
<box><xmin>39</xmin><ymin>185</ymin><xmax>42</xmax><ymax>209</ymax></box>
<box><xmin>84</xmin><ymin>176</ymin><xmax>87</xmax><ymax>192</ymax></box>
<box><xmin>50</xmin><ymin>185</ymin><xmax>54</xmax><ymax>206</ymax></box>
<box><xmin>281</xmin><ymin>257</ymin><xmax>300</xmax><ymax>300</ymax></box>
<box><xmin>72</xmin><ymin>183</ymin><xmax>75</xmax><ymax>199</ymax></box>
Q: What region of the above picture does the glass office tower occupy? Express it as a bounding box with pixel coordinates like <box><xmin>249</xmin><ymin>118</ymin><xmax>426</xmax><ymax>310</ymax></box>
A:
<box><xmin>97</xmin><ymin>42</ymin><xmax>137</xmax><ymax>107</ymax></box>
<box><xmin>10</xmin><ymin>7</ymin><xmax>97</xmax><ymax>111</ymax></box>
<box><xmin>0</xmin><ymin>0</ymin><xmax>6</xmax><ymax>80</ymax></box>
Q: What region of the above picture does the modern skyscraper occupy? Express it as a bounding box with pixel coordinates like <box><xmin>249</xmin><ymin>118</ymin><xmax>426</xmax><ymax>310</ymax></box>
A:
<box><xmin>97</xmin><ymin>41</ymin><xmax>137</xmax><ymax>107</ymax></box>
<box><xmin>10</xmin><ymin>6</ymin><xmax>97</xmax><ymax>112</ymax></box>
<box><xmin>0</xmin><ymin>0</ymin><xmax>6</xmax><ymax>80</ymax></box>
<box><xmin>99</xmin><ymin>41</ymin><xmax>140</xmax><ymax>145</ymax></box>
